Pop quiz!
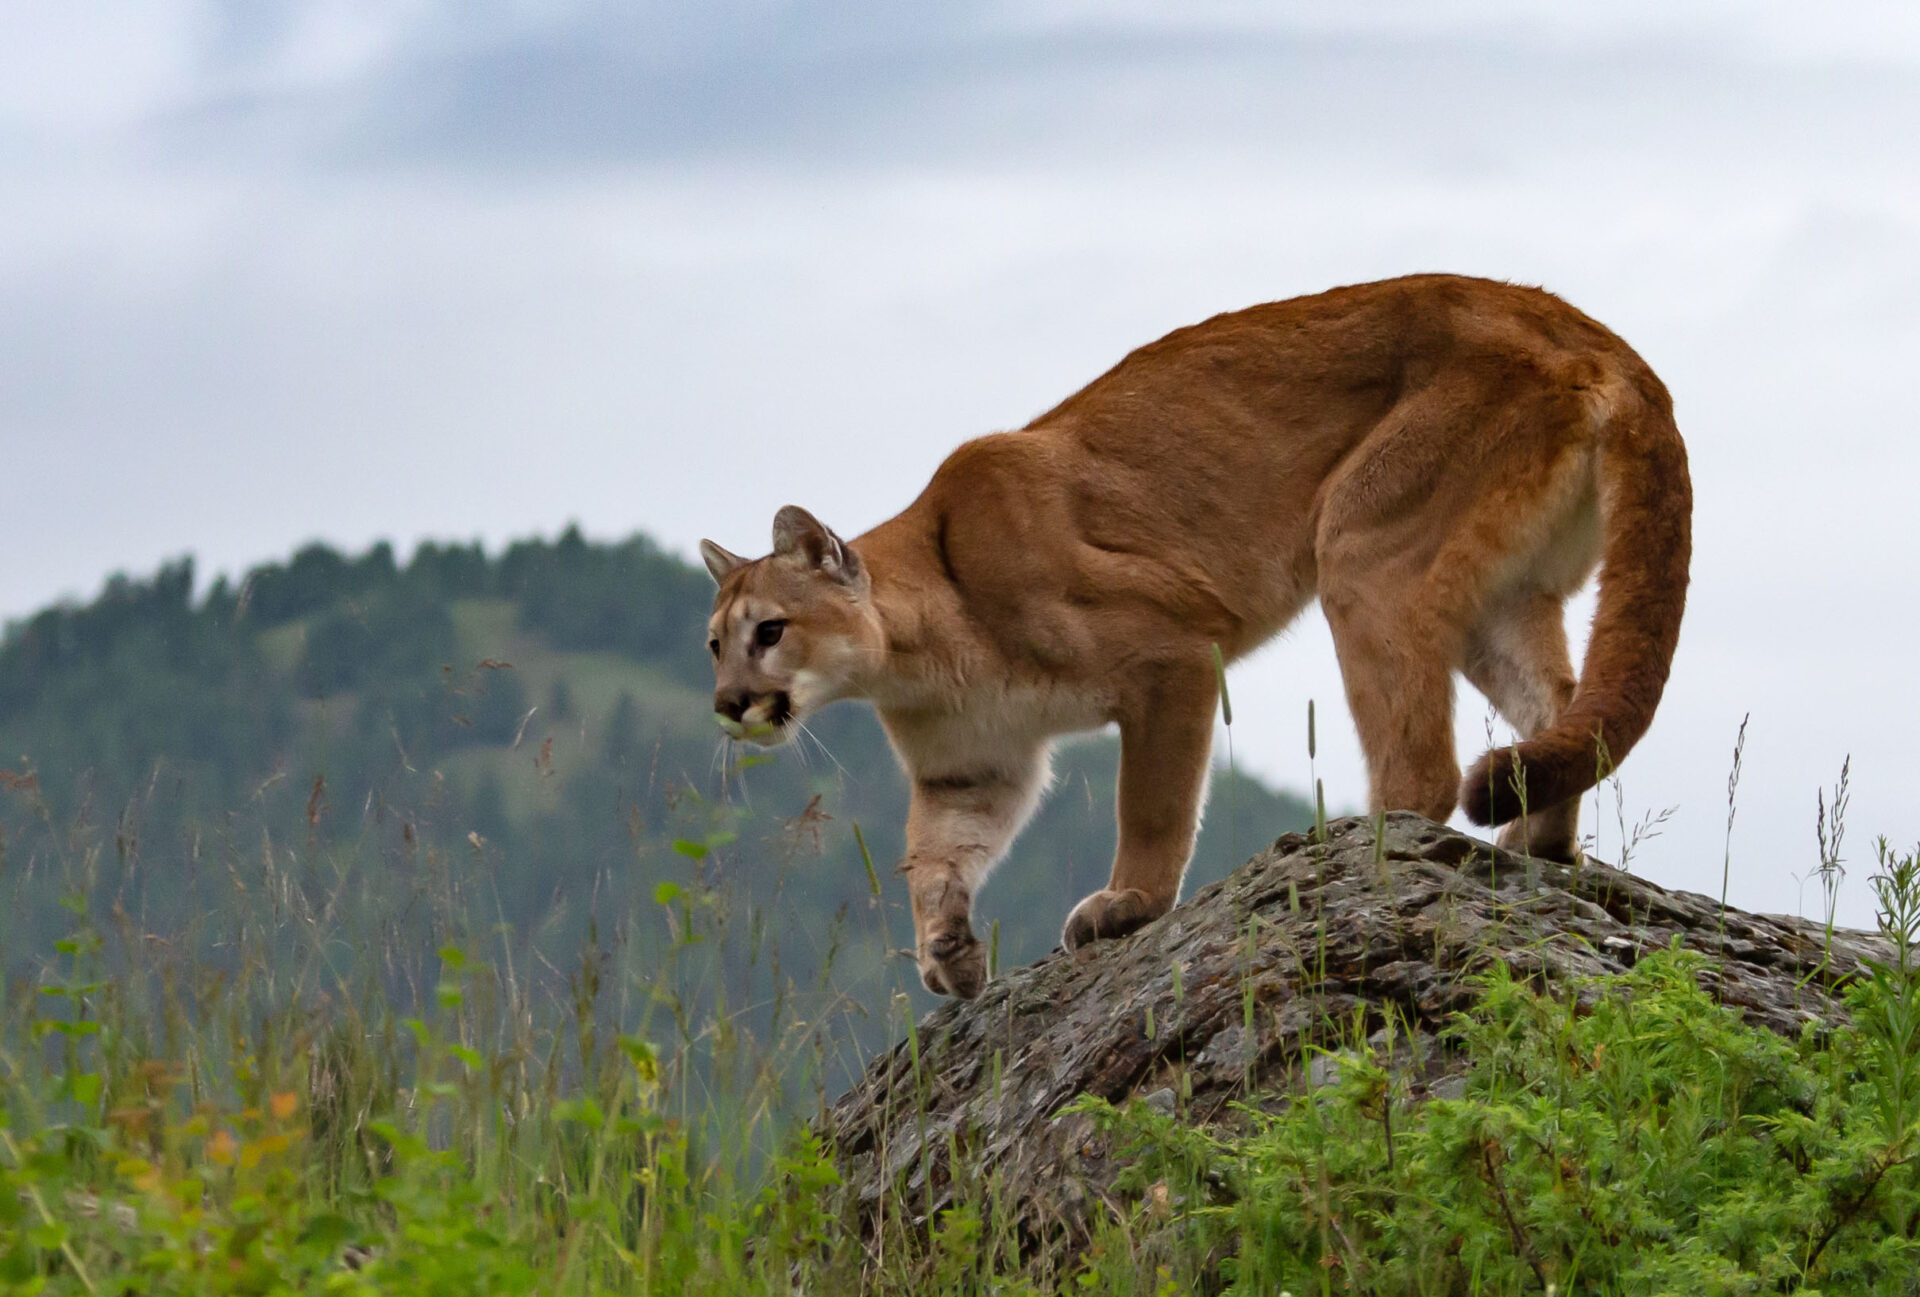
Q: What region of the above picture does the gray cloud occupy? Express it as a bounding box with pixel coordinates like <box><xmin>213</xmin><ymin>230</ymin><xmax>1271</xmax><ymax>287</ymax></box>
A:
<box><xmin>4</xmin><ymin>0</ymin><xmax>1919</xmax><ymax>928</ymax></box>
<box><xmin>122</xmin><ymin>3</ymin><xmax>1918</xmax><ymax>177</ymax></box>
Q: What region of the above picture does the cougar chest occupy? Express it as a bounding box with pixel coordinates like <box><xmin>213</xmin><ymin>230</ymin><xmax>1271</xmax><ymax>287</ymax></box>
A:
<box><xmin>882</xmin><ymin>680</ymin><xmax>1114</xmax><ymax>779</ymax></box>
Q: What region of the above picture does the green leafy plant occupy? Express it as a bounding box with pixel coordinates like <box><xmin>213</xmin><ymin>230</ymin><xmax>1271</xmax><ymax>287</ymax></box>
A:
<box><xmin>1076</xmin><ymin>855</ymin><xmax>1920</xmax><ymax>1295</ymax></box>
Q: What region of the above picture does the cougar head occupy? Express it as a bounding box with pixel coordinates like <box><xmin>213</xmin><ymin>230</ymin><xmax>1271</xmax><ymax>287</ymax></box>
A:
<box><xmin>699</xmin><ymin>506</ymin><xmax>877</xmax><ymax>746</ymax></box>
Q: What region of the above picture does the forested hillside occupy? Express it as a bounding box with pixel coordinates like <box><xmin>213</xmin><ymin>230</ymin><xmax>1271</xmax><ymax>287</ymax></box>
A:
<box><xmin>0</xmin><ymin>529</ymin><xmax>1311</xmax><ymax>1017</ymax></box>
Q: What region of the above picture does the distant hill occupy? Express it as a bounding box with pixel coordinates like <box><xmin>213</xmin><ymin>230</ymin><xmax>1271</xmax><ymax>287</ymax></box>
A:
<box><xmin>0</xmin><ymin>529</ymin><xmax>1312</xmax><ymax>1009</ymax></box>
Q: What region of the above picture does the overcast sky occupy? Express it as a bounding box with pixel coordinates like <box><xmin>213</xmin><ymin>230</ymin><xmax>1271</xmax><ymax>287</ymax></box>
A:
<box><xmin>5</xmin><ymin>2</ymin><xmax>1918</xmax><ymax>926</ymax></box>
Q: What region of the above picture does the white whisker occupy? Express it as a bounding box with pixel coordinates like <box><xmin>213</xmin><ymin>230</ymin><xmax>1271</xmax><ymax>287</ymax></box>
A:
<box><xmin>794</xmin><ymin>719</ymin><xmax>850</xmax><ymax>781</ymax></box>
<box><xmin>786</xmin><ymin>728</ymin><xmax>812</xmax><ymax>773</ymax></box>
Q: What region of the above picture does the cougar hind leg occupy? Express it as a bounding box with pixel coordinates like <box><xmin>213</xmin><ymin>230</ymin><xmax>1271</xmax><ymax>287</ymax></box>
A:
<box><xmin>1314</xmin><ymin>371</ymin><xmax>1596</xmax><ymax>839</ymax></box>
<box><xmin>1321</xmin><ymin>582</ymin><xmax>1463</xmax><ymax>823</ymax></box>
<box><xmin>1463</xmin><ymin>590</ymin><xmax>1582</xmax><ymax>861</ymax></box>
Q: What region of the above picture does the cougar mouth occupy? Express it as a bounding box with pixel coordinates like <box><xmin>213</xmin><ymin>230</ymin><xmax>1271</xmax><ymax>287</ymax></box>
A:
<box><xmin>714</xmin><ymin>690</ymin><xmax>795</xmax><ymax>745</ymax></box>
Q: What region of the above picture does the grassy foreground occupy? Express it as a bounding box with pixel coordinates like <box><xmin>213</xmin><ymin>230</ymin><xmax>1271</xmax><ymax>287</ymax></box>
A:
<box><xmin>5</xmin><ymin>776</ymin><xmax>1920</xmax><ymax>1293</ymax></box>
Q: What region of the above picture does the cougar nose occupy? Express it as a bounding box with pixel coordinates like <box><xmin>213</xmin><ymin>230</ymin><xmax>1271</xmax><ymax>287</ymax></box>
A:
<box><xmin>715</xmin><ymin>690</ymin><xmax>750</xmax><ymax>723</ymax></box>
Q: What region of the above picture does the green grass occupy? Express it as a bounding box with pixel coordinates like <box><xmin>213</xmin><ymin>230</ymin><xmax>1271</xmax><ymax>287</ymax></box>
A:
<box><xmin>5</xmin><ymin>751</ymin><xmax>1920</xmax><ymax>1293</ymax></box>
<box><xmin>1074</xmin><ymin>840</ymin><xmax>1920</xmax><ymax>1294</ymax></box>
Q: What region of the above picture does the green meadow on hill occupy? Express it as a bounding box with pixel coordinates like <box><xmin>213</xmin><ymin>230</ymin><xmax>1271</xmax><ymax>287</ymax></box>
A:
<box><xmin>0</xmin><ymin>529</ymin><xmax>1310</xmax><ymax>1040</ymax></box>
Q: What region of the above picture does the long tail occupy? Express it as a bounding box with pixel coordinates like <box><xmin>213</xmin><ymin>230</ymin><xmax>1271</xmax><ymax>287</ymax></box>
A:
<box><xmin>1461</xmin><ymin>377</ymin><xmax>1692</xmax><ymax>826</ymax></box>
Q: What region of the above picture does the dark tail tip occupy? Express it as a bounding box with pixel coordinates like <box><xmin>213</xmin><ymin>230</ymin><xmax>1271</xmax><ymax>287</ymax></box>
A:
<box><xmin>1461</xmin><ymin>747</ymin><xmax>1525</xmax><ymax>826</ymax></box>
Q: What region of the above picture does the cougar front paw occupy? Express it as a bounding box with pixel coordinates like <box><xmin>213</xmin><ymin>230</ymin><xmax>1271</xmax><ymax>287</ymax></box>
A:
<box><xmin>1062</xmin><ymin>888</ymin><xmax>1166</xmax><ymax>952</ymax></box>
<box><xmin>918</xmin><ymin>923</ymin><xmax>987</xmax><ymax>999</ymax></box>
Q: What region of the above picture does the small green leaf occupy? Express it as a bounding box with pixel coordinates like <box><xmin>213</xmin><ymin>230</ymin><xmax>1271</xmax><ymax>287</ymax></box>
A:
<box><xmin>654</xmin><ymin>881</ymin><xmax>682</xmax><ymax>905</ymax></box>
<box><xmin>297</xmin><ymin>1213</ymin><xmax>356</xmax><ymax>1250</ymax></box>
<box><xmin>854</xmin><ymin>822</ymin><xmax>882</xmax><ymax>897</ymax></box>
<box><xmin>672</xmin><ymin>839</ymin><xmax>708</xmax><ymax>860</ymax></box>
<box><xmin>553</xmin><ymin>1098</ymin><xmax>605</xmax><ymax>1127</ymax></box>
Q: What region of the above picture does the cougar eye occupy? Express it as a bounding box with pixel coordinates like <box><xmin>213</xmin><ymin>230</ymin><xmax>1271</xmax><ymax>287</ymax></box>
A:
<box><xmin>754</xmin><ymin>619</ymin><xmax>786</xmax><ymax>649</ymax></box>
<box><xmin>708</xmin><ymin>637</ymin><xmax>721</xmax><ymax>658</ymax></box>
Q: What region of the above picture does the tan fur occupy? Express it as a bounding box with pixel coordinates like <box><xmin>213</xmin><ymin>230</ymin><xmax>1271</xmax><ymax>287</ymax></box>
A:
<box><xmin>703</xmin><ymin>274</ymin><xmax>1692</xmax><ymax>998</ymax></box>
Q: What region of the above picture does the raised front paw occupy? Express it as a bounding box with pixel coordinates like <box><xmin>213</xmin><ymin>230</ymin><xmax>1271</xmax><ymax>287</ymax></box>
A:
<box><xmin>918</xmin><ymin>921</ymin><xmax>987</xmax><ymax>1000</ymax></box>
<box><xmin>1062</xmin><ymin>887</ymin><xmax>1168</xmax><ymax>952</ymax></box>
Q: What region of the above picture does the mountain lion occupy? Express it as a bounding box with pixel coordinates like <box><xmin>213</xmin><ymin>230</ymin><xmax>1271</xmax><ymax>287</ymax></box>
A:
<box><xmin>700</xmin><ymin>274</ymin><xmax>1691</xmax><ymax>999</ymax></box>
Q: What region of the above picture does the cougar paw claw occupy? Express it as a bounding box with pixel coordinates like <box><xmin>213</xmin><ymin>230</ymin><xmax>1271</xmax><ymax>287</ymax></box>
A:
<box><xmin>1062</xmin><ymin>888</ymin><xmax>1165</xmax><ymax>952</ymax></box>
<box><xmin>918</xmin><ymin>924</ymin><xmax>987</xmax><ymax>999</ymax></box>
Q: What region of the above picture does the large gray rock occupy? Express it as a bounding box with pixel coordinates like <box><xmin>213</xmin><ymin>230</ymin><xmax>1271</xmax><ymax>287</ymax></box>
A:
<box><xmin>820</xmin><ymin>812</ymin><xmax>1886</xmax><ymax>1244</ymax></box>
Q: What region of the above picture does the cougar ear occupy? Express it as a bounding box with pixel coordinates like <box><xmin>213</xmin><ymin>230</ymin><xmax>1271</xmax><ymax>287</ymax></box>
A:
<box><xmin>771</xmin><ymin>505</ymin><xmax>862</xmax><ymax>584</ymax></box>
<box><xmin>699</xmin><ymin>539</ymin><xmax>747</xmax><ymax>584</ymax></box>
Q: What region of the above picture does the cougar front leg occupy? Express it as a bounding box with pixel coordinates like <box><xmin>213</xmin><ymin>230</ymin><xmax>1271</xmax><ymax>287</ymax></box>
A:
<box><xmin>900</xmin><ymin>750</ymin><xmax>1048</xmax><ymax>999</ymax></box>
<box><xmin>1064</xmin><ymin>658</ymin><xmax>1216</xmax><ymax>951</ymax></box>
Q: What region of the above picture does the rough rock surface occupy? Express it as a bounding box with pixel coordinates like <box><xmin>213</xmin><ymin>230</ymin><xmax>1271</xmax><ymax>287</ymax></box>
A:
<box><xmin>820</xmin><ymin>812</ymin><xmax>1888</xmax><ymax>1240</ymax></box>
